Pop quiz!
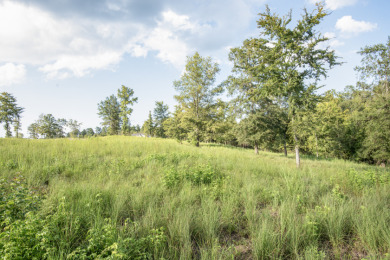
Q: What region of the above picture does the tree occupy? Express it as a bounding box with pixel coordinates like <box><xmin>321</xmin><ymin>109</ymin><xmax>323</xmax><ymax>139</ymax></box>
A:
<box><xmin>67</xmin><ymin>119</ymin><xmax>82</xmax><ymax>138</ymax></box>
<box><xmin>142</xmin><ymin>111</ymin><xmax>155</xmax><ymax>137</ymax></box>
<box><xmin>174</xmin><ymin>52</ymin><xmax>222</xmax><ymax>146</ymax></box>
<box><xmin>204</xmin><ymin>100</ymin><xmax>238</xmax><ymax>145</ymax></box>
<box><xmin>117</xmin><ymin>85</ymin><xmax>138</xmax><ymax>135</ymax></box>
<box><xmin>296</xmin><ymin>91</ymin><xmax>347</xmax><ymax>159</ymax></box>
<box><xmin>28</xmin><ymin>114</ymin><xmax>66</xmax><ymax>138</ymax></box>
<box><xmin>355</xmin><ymin>37</ymin><xmax>390</xmax><ymax>93</ymax></box>
<box><xmin>236</xmin><ymin>110</ymin><xmax>274</xmax><ymax>154</ymax></box>
<box><xmin>228</xmin><ymin>3</ymin><xmax>339</xmax><ymax>167</ymax></box>
<box><xmin>97</xmin><ymin>95</ymin><xmax>121</xmax><ymax>135</ymax></box>
<box><xmin>85</xmin><ymin>128</ymin><xmax>95</xmax><ymax>137</ymax></box>
<box><xmin>130</xmin><ymin>124</ymin><xmax>141</xmax><ymax>133</ymax></box>
<box><xmin>163</xmin><ymin>106</ymin><xmax>187</xmax><ymax>142</ymax></box>
<box><xmin>360</xmin><ymin>92</ymin><xmax>390</xmax><ymax>164</ymax></box>
<box><xmin>352</xmin><ymin>38</ymin><xmax>390</xmax><ymax>164</ymax></box>
<box><xmin>153</xmin><ymin>101</ymin><xmax>169</xmax><ymax>138</ymax></box>
<box><xmin>28</xmin><ymin>123</ymin><xmax>39</xmax><ymax>139</ymax></box>
<box><xmin>0</xmin><ymin>92</ymin><xmax>24</xmax><ymax>138</ymax></box>
<box><xmin>13</xmin><ymin>114</ymin><xmax>22</xmax><ymax>138</ymax></box>
<box><xmin>95</xmin><ymin>127</ymin><xmax>102</xmax><ymax>136</ymax></box>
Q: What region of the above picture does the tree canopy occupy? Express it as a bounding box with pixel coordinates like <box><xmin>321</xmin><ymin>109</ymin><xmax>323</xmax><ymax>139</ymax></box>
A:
<box><xmin>173</xmin><ymin>52</ymin><xmax>222</xmax><ymax>146</ymax></box>
<box><xmin>227</xmin><ymin>3</ymin><xmax>340</xmax><ymax>167</ymax></box>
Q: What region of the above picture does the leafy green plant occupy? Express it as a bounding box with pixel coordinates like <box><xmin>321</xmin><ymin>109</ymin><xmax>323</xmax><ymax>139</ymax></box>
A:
<box><xmin>185</xmin><ymin>164</ymin><xmax>223</xmax><ymax>186</ymax></box>
<box><xmin>0</xmin><ymin>176</ymin><xmax>45</xmax><ymax>259</ymax></box>
<box><xmin>0</xmin><ymin>175</ymin><xmax>42</xmax><ymax>228</ymax></box>
<box><xmin>347</xmin><ymin>168</ymin><xmax>389</xmax><ymax>191</ymax></box>
<box><xmin>162</xmin><ymin>167</ymin><xmax>183</xmax><ymax>189</ymax></box>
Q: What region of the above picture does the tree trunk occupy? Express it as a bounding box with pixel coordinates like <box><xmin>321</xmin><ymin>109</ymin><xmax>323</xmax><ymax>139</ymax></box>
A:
<box><xmin>294</xmin><ymin>134</ymin><xmax>300</xmax><ymax>168</ymax></box>
<box><xmin>5</xmin><ymin>121</ymin><xmax>11</xmax><ymax>138</ymax></box>
<box><xmin>254</xmin><ymin>144</ymin><xmax>259</xmax><ymax>155</ymax></box>
<box><xmin>315</xmin><ymin>133</ymin><xmax>319</xmax><ymax>158</ymax></box>
<box><xmin>284</xmin><ymin>141</ymin><xmax>287</xmax><ymax>157</ymax></box>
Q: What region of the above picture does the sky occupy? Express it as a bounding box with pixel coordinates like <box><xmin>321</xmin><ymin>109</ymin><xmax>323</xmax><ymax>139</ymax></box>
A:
<box><xmin>0</xmin><ymin>0</ymin><xmax>389</xmax><ymax>137</ymax></box>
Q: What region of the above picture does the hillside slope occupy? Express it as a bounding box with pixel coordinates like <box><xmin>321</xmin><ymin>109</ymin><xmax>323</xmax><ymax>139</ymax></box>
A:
<box><xmin>1</xmin><ymin>137</ymin><xmax>389</xmax><ymax>259</ymax></box>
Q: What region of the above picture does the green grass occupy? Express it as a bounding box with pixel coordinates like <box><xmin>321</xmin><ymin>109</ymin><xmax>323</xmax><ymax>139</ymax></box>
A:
<box><xmin>1</xmin><ymin>136</ymin><xmax>390</xmax><ymax>259</ymax></box>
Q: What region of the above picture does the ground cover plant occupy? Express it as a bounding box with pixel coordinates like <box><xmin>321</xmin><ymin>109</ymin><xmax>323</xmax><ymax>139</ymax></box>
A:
<box><xmin>1</xmin><ymin>136</ymin><xmax>390</xmax><ymax>259</ymax></box>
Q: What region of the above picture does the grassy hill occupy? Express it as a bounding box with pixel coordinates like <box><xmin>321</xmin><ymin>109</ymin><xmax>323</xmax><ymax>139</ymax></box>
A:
<box><xmin>1</xmin><ymin>136</ymin><xmax>389</xmax><ymax>259</ymax></box>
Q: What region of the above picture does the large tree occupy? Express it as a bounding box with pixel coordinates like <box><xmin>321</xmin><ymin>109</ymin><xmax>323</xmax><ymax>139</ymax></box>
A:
<box><xmin>0</xmin><ymin>92</ymin><xmax>24</xmax><ymax>138</ymax></box>
<box><xmin>174</xmin><ymin>52</ymin><xmax>221</xmax><ymax>146</ymax></box>
<box><xmin>97</xmin><ymin>95</ymin><xmax>121</xmax><ymax>135</ymax></box>
<box><xmin>117</xmin><ymin>85</ymin><xmax>138</xmax><ymax>135</ymax></box>
<box><xmin>228</xmin><ymin>3</ymin><xmax>339</xmax><ymax>167</ymax></box>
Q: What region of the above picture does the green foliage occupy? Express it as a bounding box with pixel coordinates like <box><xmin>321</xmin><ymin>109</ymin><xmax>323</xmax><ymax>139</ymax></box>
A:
<box><xmin>162</xmin><ymin>167</ymin><xmax>182</xmax><ymax>189</ymax></box>
<box><xmin>0</xmin><ymin>176</ymin><xmax>44</xmax><ymax>259</ymax></box>
<box><xmin>360</xmin><ymin>92</ymin><xmax>390</xmax><ymax>164</ymax></box>
<box><xmin>67</xmin><ymin>119</ymin><xmax>82</xmax><ymax>138</ymax></box>
<box><xmin>0</xmin><ymin>175</ymin><xmax>167</xmax><ymax>259</ymax></box>
<box><xmin>347</xmin><ymin>168</ymin><xmax>390</xmax><ymax>191</ymax></box>
<box><xmin>173</xmin><ymin>52</ymin><xmax>222</xmax><ymax>146</ymax></box>
<box><xmin>98</xmin><ymin>95</ymin><xmax>121</xmax><ymax>135</ymax></box>
<box><xmin>0</xmin><ymin>92</ymin><xmax>24</xmax><ymax>138</ymax></box>
<box><xmin>355</xmin><ymin>36</ymin><xmax>390</xmax><ymax>93</ymax></box>
<box><xmin>228</xmin><ymin>3</ymin><xmax>340</xmax><ymax>166</ymax></box>
<box><xmin>163</xmin><ymin>106</ymin><xmax>187</xmax><ymax>142</ymax></box>
<box><xmin>28</xmin><ymin>114</ymin><xmax>67</xmax><ymax>139</ymax></box>
<box><xmin>117</xmin><ymin>85</ymin><xmax>138</xmax><ymax>135</ymax></box>
<box><xmin>142</xmin><ymin>111</ymin><xmax>155</xmax><ymax>137</ymax></box>
<box><xmin>185</xmin><ymin>164</ymin><xmax>223</xmax><ymax>186</ymax></box>
<box><xmin>0</xmin><ymin>176</ymin><xmax>42</xmax><ymax>229</ymax></box>
<box><xmin>153</xmin><ymin>101</ymin><xmax>169</xmax><ymax>138</ymax></box>
<box><xmin>163</xmin><ymin>164</ymin><xmax>224</xmax><ymax>189</ymax></box>
<box><xmin>67</xmin><ymin>219</ymin><xmax>166</xmax><ymax>259</ymax></box>
<box><xmin>235</xmin><ymin>101</ymin><xmax>287</xmax><ymax>154</ymax></box>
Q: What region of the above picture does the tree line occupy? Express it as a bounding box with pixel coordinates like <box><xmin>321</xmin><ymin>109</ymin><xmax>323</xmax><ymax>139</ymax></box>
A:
<box><xmin>1</xmin><ymin>3</ymin><xmax>389</xmax><ymax>166</ymax></box>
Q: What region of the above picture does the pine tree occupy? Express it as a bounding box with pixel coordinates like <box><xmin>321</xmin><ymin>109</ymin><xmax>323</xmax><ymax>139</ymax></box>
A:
<box><xmin>0</xmin><ymin>92</ymin><xmax>24</xmax><ymax>138</ymax></box>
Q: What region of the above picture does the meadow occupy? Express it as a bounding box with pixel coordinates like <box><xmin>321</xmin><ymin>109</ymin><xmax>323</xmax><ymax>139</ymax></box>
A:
<box><xmin>0</xmin><ymin>136</ymin><xmax>390</xmax><ymax>259</ymax></box>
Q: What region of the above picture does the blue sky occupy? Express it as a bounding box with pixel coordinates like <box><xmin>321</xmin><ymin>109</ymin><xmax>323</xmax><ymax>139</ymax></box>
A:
<box><xmin>0</xmin><ymin>0</ymin><xmax>389</xmax><ymax>137</ymax></box>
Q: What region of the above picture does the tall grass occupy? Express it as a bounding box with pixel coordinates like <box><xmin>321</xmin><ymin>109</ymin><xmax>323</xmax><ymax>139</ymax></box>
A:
<box><xmin>0</xmin><ymin>136</ymin><xmax>389</xmax><ymax>259</ymax></box>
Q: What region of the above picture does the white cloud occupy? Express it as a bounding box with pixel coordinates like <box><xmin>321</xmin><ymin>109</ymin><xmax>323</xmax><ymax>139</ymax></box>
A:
<box><xmin>0</xmin><ymin>0</ymin><xmax>266</xmax><ymax>78</ymax></box>
<box><xmin>0</xmin><ymin>0</ymin><xmax>200</xmax><ymax>76</ymax></box>
<box><xmin>309</xmin><ymin>0</ymin><xmax>358</xmax><ymax>10</ymax></box>
<box><xmin>123</xmin><ymin>10</ymin><xmax>207</xmax><ymax>69</ymax></box>
<box><xmin>0</xmin><ymin>0</ymin><xmax>138</xmax><ymax>78</ymax></box>
<box><xmin>0</xmin><ymin>63</ymin><xmax>26</xmax><ymax>86</ymax></box>
<box><xmin>140</xmin><ymin>10</ymin><xmax>203</xmax><ymax>68</ymax></box>
<box><xmin>336</xmin><ymin>16</ymin><xmax>377</xmax><ymax>36</ymax></box>
<box><xmin>39</xmin><ymin>51</ymin><xmax>123</xmax><ymax>79</ymax></box>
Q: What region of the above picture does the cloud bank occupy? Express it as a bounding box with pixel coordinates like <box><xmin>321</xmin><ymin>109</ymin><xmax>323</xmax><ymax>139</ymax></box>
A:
<box><xmin>0</xmin><ymin>0</ymin><xmax>264</xmax><ymax>81</ymax></box>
